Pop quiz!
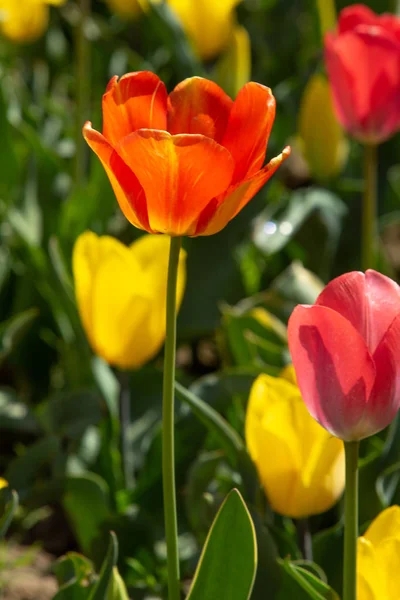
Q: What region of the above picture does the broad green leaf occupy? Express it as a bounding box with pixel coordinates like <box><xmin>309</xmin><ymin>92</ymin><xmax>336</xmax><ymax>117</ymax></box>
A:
<box><xmin>40</xmin><ymin>390</ymin><xmax>102</xmax><ymax>439</ymax></box>
<box><xmin>186</xmin><ymin>489</ymin><xmax>257</xmax><ymax>600</ymax></box>
<box><xmin>63</xmin><ymin>474</ymin><xmax>111</xmax><ymax>557</ymax></box>
<box><xmin>88</xmin><ymin>531</ymin><xmax>118</xmax><ymax>600</ymax></box>
<box><xmin>54</xmin><ymin>552</ymin><xmax>94</xmax><ymax>586</ymax></box>
<box><xmin>0</xmin><ymin>488</ymin><xmax>19</xmax><ymax>538</ymax></box>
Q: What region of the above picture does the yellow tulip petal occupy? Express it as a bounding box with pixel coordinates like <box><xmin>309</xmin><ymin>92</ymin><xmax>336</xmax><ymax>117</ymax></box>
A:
<box><xmin>73</xmin><ymin>231</ymin><xmax>187</xmax><ymax>370</ymax></box>
<box><xmin>90</xmin><ymin>253</ymin><xmax>150</xmax><ymax>368</ymax></box>
<box><xmin>104</xmin><ymin>0</ymin><xmax>143</xmax><ymax>18</ymax></box>
<box><xmin>0</xmin><ymin>0</ymin><xmax>49</xmax><ymax>43</ymax></box>
<box><xmin>245</xmin><ymin>373</ymin><xmax>345</xmax><ymax>518</ymax></box>
<box><xmin>298</xmin><ymin>74</ymin><xmax>347</xmax><ymax>181</ymax></box>
<box><xmin>166</xmin><ymin>0</ymin><xmax>241</xmax><ymax>60</ymax></box>
<box><xmin>0</xmin><ymin>478</ymin><xmax>8</xmax><ymax>490</ymax></box>
<box><xmin>377</xmin><ymin>538</ymin><xmax>400</xmax><ymax>598</ymax></box>
<box><xmin>364</xmin><ymin>505</ymin><xmax>400</xmax><ymax>546</ymax></box>
<box><xmin>215</xmin><ymin>25</ymin><xmax>251</xmax><ymax>99</ymax></box>
<box><xmin>280</xmin><ymin>364</ymin><xmax>297</xmax><ymax>385</ymax></box>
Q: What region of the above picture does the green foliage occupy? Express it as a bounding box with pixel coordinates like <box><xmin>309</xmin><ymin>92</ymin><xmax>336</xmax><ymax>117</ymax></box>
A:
<box><xmin>186</xmin><ymin>489</ymin><xmax>257</xmax><ymax>600</ymax></box>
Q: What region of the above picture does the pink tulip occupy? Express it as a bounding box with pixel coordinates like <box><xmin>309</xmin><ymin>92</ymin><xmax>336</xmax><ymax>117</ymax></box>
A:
<box><xmin>288</xmin><ymin>270</ymin><xmax>400</xmax><ymax>441</ymax></box>
<box><xmin>325</xmin><ymin>4</ymin><xmax>400</xmax><ymax>143</ymax></box>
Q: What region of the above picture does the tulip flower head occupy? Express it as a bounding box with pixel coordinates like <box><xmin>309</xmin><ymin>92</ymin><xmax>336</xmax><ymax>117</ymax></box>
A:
<box><xmin>0</xmin><ymin>478</ymin><xmax>7</xmax><ymax>490</ymax></box>
<box><xmin>0</xmin><ymin>0</ymin><xmax>65</xmax><ymax>43</ymax></box>
<box><xmin>83</xmin><ymin>71</ymin><xmax>290</xmax><ymax>237</ymax></box>
<box><xmin>325</xmin><ymin>4</ymin><xmax>400</xmax><ymax>144</ymax></box>
<box><xmin>358</xmin><ymin>505</ymin><xmax>400</xmax><ymax>598</ymax></box>
<box><xmin>167</xmin><ymin>0</ymin><xmax>242</xmax><ymax>60</ymax></box>
<box><xmin>288</xmin><ymin>270</ymin><xmax>400</xmax><ymax>441</ymax></box>
<box><xmin>73</xmin><ymin>232</ymin><xmax>186</xmax><ymax>370</ymax></box>
<box><xmin>245</xmin><ymin>372</ymin><xmax>345</xmax><ymax>518</ymax></box>
<box><xmin>298</xmin><ymin>74</ymin><xmax>348</xmax><ymax>181</ymax></box>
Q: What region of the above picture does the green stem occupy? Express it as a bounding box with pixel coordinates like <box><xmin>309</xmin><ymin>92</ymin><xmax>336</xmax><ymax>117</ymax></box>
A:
<box><xmin>362</xmin><ymin>144</ymin><xmax>378</xmax><ymax>271</ymax></box>
<box><xmin>343</xmin><ymin>441</ymin><xmax>359</xmax><ymax>600</ymax></box>
<box><xmin>162</xmin><ymin>236</ymin><xmax>182</xmax><ymax>600</ymax></box>
<box><xmin>118</xmin><ymin>370</ymin><xmax>134</xmax><ymax>490</ymax></box>
<box><xmin>75</xmin><ymin>0</ymin><xmax>91</xmax><ymax>186</ymax></box>
<box><xmin>296</xmin><ymin>518</ymin><xmax>313</xmax><ymax>562</ymax></box>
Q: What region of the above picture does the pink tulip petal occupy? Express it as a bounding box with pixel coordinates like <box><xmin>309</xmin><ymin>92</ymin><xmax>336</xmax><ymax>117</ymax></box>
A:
<box><xmin>316</xmin><ymin>270</ymin><xmax>400</xmax><ymax>354</ymax></box>
<box><xmin>288</xmin><ymin>305</ymin><xmax>376</xmax><ymax>441</ymax></box>
<box><xmin>338</xmin><ymin>4</ymin><xmax>378</xmax><ymax>34</ymax></box>
<box><xmin>365</xmin><ymin>313</ymin><xmax>400</xmax><ymax>436</ymax></box>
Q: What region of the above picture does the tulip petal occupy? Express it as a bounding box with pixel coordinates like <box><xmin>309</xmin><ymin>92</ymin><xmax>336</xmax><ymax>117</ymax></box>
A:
<box><xmin>83</xmin><ymin>122</ymin><xmax>151</xmax><ymax>231</ymax></box>
<box><xmin>338</xmin><ymin>4</ymin><xmax>377</xmax><ymax>33</ymax></box>
<box><xmin>325</xmin><ymin>29</ymin><xmax>400</xmax><ymax>142</ymax></box>
<box><xmin>316</xmin><ymin>270</ymin><xmax>400</xmax><ymax>354</ymax></box>
<box><xmin>288</xmin><ymin>304</ymin><xmax>376</xmax><ymax>440</ymax></box>
<box><xmin>364</xmin><ymin>505</ymin><xmax>400</xmax><ymax>546</ymax></box>
<box><xmin>222</xmin><ymin>82</ymin><xmax>276</xmax><ymax>183</ymax></box>
<box><xmin>102</xmin><ymin>71</ymin><xmax>168</xmax><ymax>146</ymax></box>
<box><xmin>129</xmin><ymin>234</ymin><xmax>186</xmax><ymax>349</ymax></box>
<box><xmin>195</xmin><ymin>147</ymin><xmax>290</xmax><ymax>236</ymax></box>
<box><xmin>167</xmin><ymin>77</ymin><xmax>233</xmax><ymax>142</ymax></box>
<box><xmin>115</xmin><ymin>129</ymin><xmax>234</xmax><ymax>235</ymax></box>
<box><xmin>364</xmin><ymin>313</ymin><xmax>400</xmax><ymax>436</ymax></box>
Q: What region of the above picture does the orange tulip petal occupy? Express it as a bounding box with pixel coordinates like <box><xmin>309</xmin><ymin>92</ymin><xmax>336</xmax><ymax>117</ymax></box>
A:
<box><xmin>115</xmin><ymin>130</ymin><xmax>234</xmax><ymax>236</ymax></box>
<box><xmin>167</xmin><ymin>76</ymin><xmax>233</xmax><ymax>142</ymax></box>
<box><xmin>222</xmin><ymin>83</ymin><xmax>276</xmax><ymax>184</ymax></box>
<box><xmin>83</xmin><ymin>122</ymin><xmax>151</xmax><ymax>231</ymax></box>
<box><xmin>195</xmin><ymin>146</ymin><xmax>291</xmax><ymax>236</ymax></box>
<box><xmin>102</xmin><ymin>71</ymin><xmax>168</xmax><ymax>147</ymax></box>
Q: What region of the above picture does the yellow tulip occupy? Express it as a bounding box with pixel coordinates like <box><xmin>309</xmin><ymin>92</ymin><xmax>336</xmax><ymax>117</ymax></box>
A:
<box><xmin>73</xmin><ymin>232</ymin><xmax>186</xmax><ymax>370</ymax></box>
<box><xmin>0</xmin><ymin>478</ymin><xmax>8</xmax><ymax>490</ymax></box>
<box><xmin>166</xmin><ymin>0</ymin><xmax>242</xmax><ymax>60</ymax></box>
<box><xmin>214</xmin><ymin>25</ymin><xmax>251</xmax><ymax>98</ymax></box>
<box><xmin>104</xmin><ymin>0</ymin><xmax>145</xmax><ymax>19</ymax></box>
<box><xmin>298</xmin><ymin>74</ymin><xmax>348</xmax><ymax>181</ymax></box>
<box><xmin>0</xmin><ymin>0</ymin><xmax>65</xmax><ymax>43</ymax></box>
<box><xmin>358</xmin><ymin>505</ymin><xmax>400</xmax><ymax>599</ymax></box>
<box><xmin>245</xmin><ymin>372</ymin><xmax>345</xmax><ymax>518</ymax></box>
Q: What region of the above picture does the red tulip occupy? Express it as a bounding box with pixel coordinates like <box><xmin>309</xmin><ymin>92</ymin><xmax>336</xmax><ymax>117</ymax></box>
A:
<box><xmin>83</xmin><ymin>71</ymin><xmax>290</xmax><ymax>237</ymax></box>
<box><xmin>325</xmin><ymin>4</ymin><xmax>400</xmax><ymax>143</ymax></box>
<box><xmin>288</xmin><ymin>270</ymin><xmax>400</xmax><ymax>441</ymax></box>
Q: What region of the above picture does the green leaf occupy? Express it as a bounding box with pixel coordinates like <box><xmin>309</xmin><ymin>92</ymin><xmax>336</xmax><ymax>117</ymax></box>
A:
<box><xmin>277</xmin><ymin>560</ymin><xmax>339</xmax><ymax>600</ymax></box>
<box><xmin>0</xmin><ymin>308</ymin><xmax>38</xmax><ymax>362</ymax></box>
<box><xmin>186</xmin><ymin>489</ymin><xmax>257</xmax><ymax>600</ymax></box>
<box><xmin>175</xmin><ymin>381</ymin><xmax>245</xmax><ymax>463</ymax></box>
<box><xmin>5</xmin><ymin>436</ymin><xmax>60</xmax><ymax>493</ymax></box>
<box><xmin>63</xmin><ymin>474</ymin><xmax>111</xmax><ymax>557</ymax></box>
<box><xmin>88</xmin><ymin>531</ymin><xmax>118</xmax><ymax>600</ymax></box>
<box><xmin>40</xmin><ymin>390</ymin><xmax>102</xmax><ymax>439</ymax></box>
<box><xmin>0</xmin><ymin>488</ymin><xmax>19</xmax><ymax>538</ymax></box>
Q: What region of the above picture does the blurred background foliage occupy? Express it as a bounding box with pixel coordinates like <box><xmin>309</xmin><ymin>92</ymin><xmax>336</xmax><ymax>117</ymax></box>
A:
<box><xmin>1</xmin><ymin>0</ymin><xmax>400</xmax><ymax>598</ymax></box>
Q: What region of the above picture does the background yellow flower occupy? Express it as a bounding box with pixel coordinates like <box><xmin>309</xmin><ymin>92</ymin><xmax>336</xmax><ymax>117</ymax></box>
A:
<box><xmin>73</xmin><ymin>232</ymin><xmax>186</xmax><ymax>370</ymax></box>
<box><xmin>358</xmin><ymin>506</ymin><xmax>400</xmax><ymax>599</ymax></box>
<box><xmin>0</xmin><ymin>0</ymin><xmax>66</xmax><ymax>43</ymax></box>
<box><xmin>245</xmin><ymin>372</ymin><xmax>345</xmax><ymax>518</ymax></box>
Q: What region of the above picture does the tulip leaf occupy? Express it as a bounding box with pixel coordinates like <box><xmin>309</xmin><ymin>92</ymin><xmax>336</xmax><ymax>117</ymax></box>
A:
<box><xmin>54</xmin><ymin>552</ymin><xmax>95</xmax><ymax>599</ymax></box>
<box><xmin>253</xmin><ymin>188</ymin><xmax>347</xmax><ymax>278</ymax></box>
<box><xmin>175</xmin><ymin>381</ymin><xmax>245</xmax><ymax>461</ymax></box>
<box><xmin>278</xmin><ymin>559</ymin><xmax>339</xmax><ymax>599</ymax></box>
<box><xmin>186</xmin><ymin>489</ymin><xmax>257</xmax><ymax>600</ymax></box>
<box><xmin>0</xmin><ymin>308</ymin><xmax>38</xmax><ymax>363</ymax></box>
<box><xmin>88</xmin><ymin>531</ymin><xmax>118</xmax><ymax>600</ymax></box>
<box><xmin>106</xmin><ymin>568</ymin><xmax>130</xmax><ymax>600</ymax></box>
<box><xmin>0</xmin><ymin>488</ymin><xmax>19</xmax><ymax>538</ymax></box>
<box><xmin>62</xmin><ymin>474</ymin><xmax>111</xmax><ymax>558</ymax></box>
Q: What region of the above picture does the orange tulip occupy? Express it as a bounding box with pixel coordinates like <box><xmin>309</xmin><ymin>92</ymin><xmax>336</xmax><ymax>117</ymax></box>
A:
<box><xmin>83</xmin><ymin>71</ymin><xmax>290</xmax><ymax>237</ymax></box>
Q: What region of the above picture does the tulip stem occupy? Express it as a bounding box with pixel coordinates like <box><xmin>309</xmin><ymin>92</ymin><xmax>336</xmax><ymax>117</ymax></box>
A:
<box><xmin>296</xmin><ymin>518</ymin><xmax>313</xmax><ymax>561</ymax></box>
<box><xmin>118</xmin><ymin>370</ymin><xmax>134</xmax><ymax>490</ymax></box>
<box><xmin>362</xmin><ymin>143</ymin><xmax>378</xmax><ymax>271</ymax></box>
<box><xmin>162</xmin><ymin>236</ymin><xmax>182</xmax><ymax>600</ymax></box>
<box><xmin>75</xmin><ymin>0</ymin><xmax>91</xmax><ymax>185</ymax></box>
<box><xmin>343</xmin><ymin>440</ymin><xmax>359</xmax><ymax>600</ymax></box>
